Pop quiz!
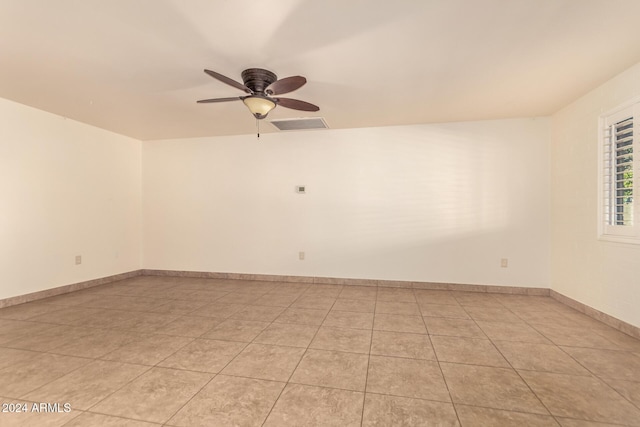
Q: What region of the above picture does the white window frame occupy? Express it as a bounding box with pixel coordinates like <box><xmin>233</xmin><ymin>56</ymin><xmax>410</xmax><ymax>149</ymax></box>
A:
<box><xmin>597</xmin><ymin>96</ymin><xmax>640</xmax><ymax>244</ymax></box>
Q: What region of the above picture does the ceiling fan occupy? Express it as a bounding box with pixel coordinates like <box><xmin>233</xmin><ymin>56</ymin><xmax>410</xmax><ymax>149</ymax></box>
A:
<box><xmin>197</xmin><ymin>68</ymin><xmax>319</xmax><ymax>120</ymax></box>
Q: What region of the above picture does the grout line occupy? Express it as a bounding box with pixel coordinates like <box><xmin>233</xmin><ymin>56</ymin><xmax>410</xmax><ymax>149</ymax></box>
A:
<box><xmin>468</xmin><ymin>307</ymin><xmax>558</xmax><ymax>422</ymax></box>
<box><xmin>450</xmin><ymin>402</ymin><xmax>569</xmax><ymax>424</ymax></box>
<box><xmin>359</xmin><ymin>286</ymin><xmax>378</xmax><ymax>427</ymax></box>
<box><xmin>259</xmin><ymin>285</ymin><xmax>341</xmax><ymax>427</ymax></box>
<box><xmin>552</xmin><ymin>344</ymin><xmax>640</xmax><ymax>412</ymax></box>
<box><xmin>105</xmin><ymin>286</ymin><xmax>302</xmax><ymax>425</ymax></box>
<box><xmin>80</xmin><ymin>364</ymin><xmax>155</xmax><ymax>414</ymax></box>
<box><xmin>413</xmin><ymin>287</ymin><xmax>463</xmax><ymax>427</ymax></box>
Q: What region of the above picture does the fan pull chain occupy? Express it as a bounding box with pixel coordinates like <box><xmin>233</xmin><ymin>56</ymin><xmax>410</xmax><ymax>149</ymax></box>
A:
<box><xmin>256</xmin><ymin>118</ymin><xmax>260</xmax><ymax>140</ymax></box>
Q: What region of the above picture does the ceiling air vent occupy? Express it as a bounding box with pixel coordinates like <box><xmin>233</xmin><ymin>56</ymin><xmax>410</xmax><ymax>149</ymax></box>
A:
<box><xmin>270</xmin><ymin>117</ymin><xmax>329</xmax><ymax>131</ymax></box>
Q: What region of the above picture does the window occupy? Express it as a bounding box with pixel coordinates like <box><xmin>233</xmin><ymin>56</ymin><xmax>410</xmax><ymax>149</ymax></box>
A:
<box><xmin>598</xmin><ymin>98</ymin><xmax>640</xmax><ymax>243</ymax></box>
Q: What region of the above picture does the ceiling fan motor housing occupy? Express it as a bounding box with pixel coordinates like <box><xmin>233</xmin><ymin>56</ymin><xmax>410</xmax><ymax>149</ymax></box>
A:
<box><xmin>198</xmin><ymin>68</ymin><xmax>319</xmax><ymax>117</ymax></box>
<box><xmin>241</xmin><ymin>68</ymin><xmax>277</xmax><ymax>94</ymax></box>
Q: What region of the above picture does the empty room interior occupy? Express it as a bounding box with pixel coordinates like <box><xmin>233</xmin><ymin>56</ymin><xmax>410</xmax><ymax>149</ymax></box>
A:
<box><xmin>1</xmin><ymin>1</ymin><xmax>640</xmax><ymax>426</ymax></box>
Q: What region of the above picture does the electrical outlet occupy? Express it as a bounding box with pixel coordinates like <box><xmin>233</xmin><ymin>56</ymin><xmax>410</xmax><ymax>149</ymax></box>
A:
<box><xmin>500</xmin><ymin>258</ymin><xmax>508</xmax><ymax>268</ymax></box>
<box><xmin>299</xmin><ymin>251</ymin><xmax>305</xmax><ymax>260</ymax></box>
<box><xmin>75</xmin><ymin>255</ymin><xmax>82</xmax><ymax>265</ymax></box>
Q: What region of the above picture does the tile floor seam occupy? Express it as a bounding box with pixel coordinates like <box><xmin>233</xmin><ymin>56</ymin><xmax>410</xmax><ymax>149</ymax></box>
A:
<box><xmin>363</xmin><ymin>390</ymin><xmax>452</xmax><ymax>403</ymax></box>
<box><xmin>14</xmin><ymin>316</ymin><xmax>182</xmax><ymax>335</ymax></box>
<box><xmin>15</xmin><ymin>304</ymin><xmax>229</xmax><ymax>423</ymax></box>
<box><xmin>413</xmin><ymin>287</ymin><xmax>463</xmax><ymax>427</ymax></box>
<box><xmin>526</xmin><ymin>321</ymin><xmax>623</xmax><ymax>352</ymax></box>
<box><xmin>157</xmin><ymin>372</ymin><xmax>218</xmax><ymax>426</ymax></box>
<box><xmin>469</xmin><ymin>309</ymin><xmax>558</xmax><ymax>421</ymax></box>
<box><xmin>550</xmin><ymin>414</ymin><xmax>629</xmax><ymax>427</ymax></box>
<box><xmin>5</xmin><ymin>357</ymin><xmax>95</xmax><ymax>401</ymax></box>
<box><xmin>22</xmin><ymin>356</ymin><xmax>154</xmax><ymax>416</ymax></box>
<box><xmin>359</xmin><ymin>286</ymin><xmax>377</xmax><ymax>427</ymax></box>
<box><xmin>179</xmin><ymin>338</ymin><xmax>252</xmax><ymax>373</ymax></box>
<box><xmin>99</xmin><ymin>335</ymin><xmax>197</xmax><ymax>366</ymax></box>
<box><xmin>259</xmin><ymin>291</ymin><xmax>340</xmax><ymax>427</ymax></box>
<box><xmin>550</xmin><ymin>344</ymin><xmax>640</xmax><ymax>413</ymax></box>
<box><xmin>368</xmin><ymin>351</ymin><xmax>434</xmax><ymax>361</ymax></box>
<box><xmin>80</xmin><ymin>407</ymin><xmax>163</xmax><ymax>425</ymax></box>
<box><xmin>77</xmin><ymin>364</ymin><xmax>154</xmax><ymax>416</ymax></box>
<box><xmin>523</xmin><ymin>322</ymin><xmax>562</xmax><ymax>345</ymax></box>
<box><xmin>375</xmin><ymin>327</ymin><xmax>430</xmax><ymax>336</ymax></box>
<box><xmin>364</xmin><ymin>389</ymin><xmax>451</xmax><ymax>404</ymax></box>
<box><xmin>40</xmin><ymin>334</ymin><xmax>141</xmax><ymax>359</ymax></box>
<box><xmin>453</xmin><ymin>404</ymin><xmax>562</xmax><ymax>427</ymax></box>
<box><xmin>271</xmin><ymin>379</ymin><xmax>368</xmax><ymax>396</ymax></box>
<box><xmin>67</xmin><ymin>411</ymin><xmax>163</xmax><ymax>426</ymax></box>
<box><xmin>90</xmin><ymin>366</ymin><xmax>213</xmax><ymax>424</ymax></box>
<box><xmin>506</xmin><ymin>365</ymin><xmax>592</xmax><ymax>377</ymax></box>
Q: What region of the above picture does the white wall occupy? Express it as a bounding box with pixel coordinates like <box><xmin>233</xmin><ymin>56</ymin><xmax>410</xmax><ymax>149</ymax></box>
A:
<box><xmin>143</xmin><ymin>118</ymin><xmax>550</xmax><ymax>287</ymax></box>
<box><xmin>0</xmin><ymin>98</ymin><xmax>142</xmax><ymax>300</ymax></box>
<box><xmin>551</xmin><ymin>62</ymin><xmax>640</xmax><ymax>327</ymax></box>
<box><xmin>5</xmin><ymin>59</ymin><xmax>640</xmax><ymax>328</ymax></box>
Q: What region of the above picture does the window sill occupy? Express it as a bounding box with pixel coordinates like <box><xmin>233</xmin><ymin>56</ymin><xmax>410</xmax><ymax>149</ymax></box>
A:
<box><xmin>598</xmin><ymin>234</ymin><xmax>640</xmax><ymax>245</ymax></box>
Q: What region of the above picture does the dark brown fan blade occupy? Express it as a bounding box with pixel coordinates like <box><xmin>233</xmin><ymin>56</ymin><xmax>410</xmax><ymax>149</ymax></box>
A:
<box><xmin>196</xmin><ymin>97</ymin><xmax>242</xmax><ymax>103</ymax></box>
<box><xmin>274</xmin><ymin>97</ymin><xmax>319</xmax><ymax>111</ymax></box>
<box><xmin>265</xmin><ymin>76</ymin><xmax>306</xmax><ymax>95</ymax></box>
<box><xmin>204</xmin><ymin>69</ymin><xmax>251</xmax><ymax>93</ymax></box>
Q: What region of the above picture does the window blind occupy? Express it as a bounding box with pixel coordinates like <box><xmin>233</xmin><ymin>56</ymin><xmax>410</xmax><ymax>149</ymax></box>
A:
<box><xmin>604</xmin><ymin>116</ymin><xmax>634</xmax><ymax>226</ymax></box>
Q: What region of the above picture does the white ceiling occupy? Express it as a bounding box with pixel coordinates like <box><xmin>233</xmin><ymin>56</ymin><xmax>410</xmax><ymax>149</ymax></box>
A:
<box><xmin>2</xmin><ymin>0</ymin><xmax>640</xmax><ymax>140</ymax></box>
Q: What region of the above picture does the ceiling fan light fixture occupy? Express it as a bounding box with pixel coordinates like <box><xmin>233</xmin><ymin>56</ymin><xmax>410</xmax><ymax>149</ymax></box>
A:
<box><xmin>243</xmin><ymin>96</ymin><xmax>276</xmax><ymax>119</ymax></box>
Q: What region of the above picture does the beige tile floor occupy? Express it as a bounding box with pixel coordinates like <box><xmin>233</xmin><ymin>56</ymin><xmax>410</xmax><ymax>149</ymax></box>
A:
<box><xmin>0</xmin><ymin>277</ymin><xmax>639</xmax><ymax>426</ymax></box>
